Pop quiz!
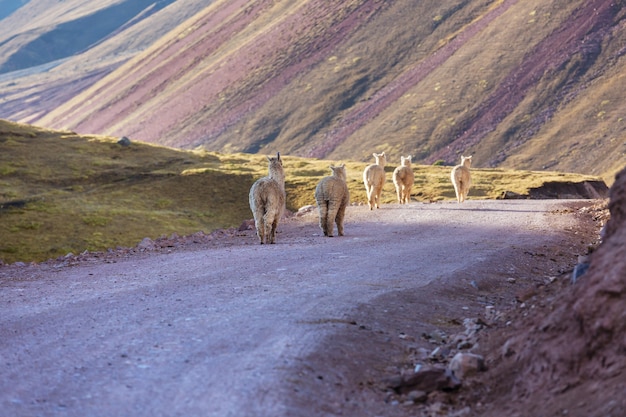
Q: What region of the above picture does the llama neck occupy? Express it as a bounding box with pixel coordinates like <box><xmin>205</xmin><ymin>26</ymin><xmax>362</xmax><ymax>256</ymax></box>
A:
<box><xmin>270</xmin><ymin>167</ymin><xmax>285</xmax><ymax>188</ymax></box>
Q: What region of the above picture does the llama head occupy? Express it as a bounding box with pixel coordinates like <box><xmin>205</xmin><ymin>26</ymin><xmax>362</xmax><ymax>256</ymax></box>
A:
<box><xmin>401</xmin><ymin>155</ymin><xmax>412</xmax><ymax>166</ymax></box>
<box><xmin>373</xmin><ymin>152</ymin><xmax>387</xmax><ymax>166</ymax></box>
<box><xmin>266</xmin><ymin>152</ymin><xmax>284</xmax><ymax>176</ymax></box>
<box><xmin>267</xmin><ymin>152</ymin><xmax>282</xmax><ymax>164</ymax></box>
<box><xmin>461</xmin><ymin>155</ymin><xmax>472</xmax><ymax>167</ymax></box>
<box><xmin>330</xmin><ymin>164</ymin><xmax>347</xmax><ymax>181</ymax></box>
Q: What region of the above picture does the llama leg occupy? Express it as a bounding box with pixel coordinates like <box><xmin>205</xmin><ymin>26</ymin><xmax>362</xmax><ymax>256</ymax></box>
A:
<box><xmin>318</xmin><ymin>203</ymin><xmax>329</xmax><ymax>236</ymax></box>
<box><xmin>459</xmin><ymin>181</ymin><xmax>465</xmax><ymax>203</ymax></box>
<box><xmin>264</xmin><ymin>209</ymin><xmax>278</xmax><ymax>244</ymax></box>
<box><xmin>326</xmin><ymin>202</ymin><xmax>339</xmax><ymax>237</ymax></box>
<box><xmin>462</xmin><ymin>181</ymin><xmax>470</xmax><ymax>203</ymax></box>
<box><xmin>256</xmin><ymin>217</ymin><xmax>265</xmax><ymax>244</ymax></box>
<box><xmin>252</xmin><ymin>206</ymin><xmax>265</xmax><ymax>243</ymax></box>
<box><xmin>269</xmin><ymin>218</ymin><xmax>278</xmax><ymax>244</ymax></box>
<box><xmin>366</xmin><ymin>185</ymin><xmax>374</xmax><ymax>210</ymax></box>
<box><xmin>335</xmin><ymin>204</ymin><xmax>346</xmax><ymax>236</ymax></box>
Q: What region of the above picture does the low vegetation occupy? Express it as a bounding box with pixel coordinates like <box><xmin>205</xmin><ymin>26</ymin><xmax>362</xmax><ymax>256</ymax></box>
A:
<box><xmin>0</xmin><ymin>120</ymin><xmax>601</xmax><ymax>263</ymax></box>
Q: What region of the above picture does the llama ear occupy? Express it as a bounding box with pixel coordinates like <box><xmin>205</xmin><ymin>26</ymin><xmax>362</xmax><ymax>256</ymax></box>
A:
<box><xmin>277</xmin><ymin>152</ymin><xmax>281</xmax><ymax>161</ymax></box>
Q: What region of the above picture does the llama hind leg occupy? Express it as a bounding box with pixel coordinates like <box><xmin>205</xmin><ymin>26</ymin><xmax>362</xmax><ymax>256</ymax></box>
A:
<box><xmin>366</xmin><ymin>185</ymin><xmax>375</xmax><ymax>210</ymax></box>
<box><xmin>335</xmin><ymin>204</ymin><xmax>346</xmax><ymax>236</ymax></box>
<box><xmin>264</xmin><ymin>209</ymin><xmax>280</xmax><ymax>244</ymax></box>
<box><xmin>453</xmin><ymin>182</ymin><xmax>461</xmax><ymax>203</ymax></box>
<box><xmin>255</xmin><ymin>218</ymin><xmax>265</xmax><ymax>243</ymax></box>
<box><xmin>395</xmin><ymin>184</ymin><xmax>402</xmax><ymax>204</ymax></box>
<box><xmin>318</xmin><ymin>203</ymin><xmax>330</xmax><ymax>236</ymax></box>
<box><xmin>268</xmin><ymin>219</ymin><xmax>278</xmax><ymax>244</ymax></box>
<box><xmin>252</xmin><ymin>208</ymin><xmax>266</xmax><ymax>243</ymax></box>
<box><xmin>458</xmin><ymin>181</ymin><xmax>466</xmax><ymax>203</ymax></box>
<box><xmin>326</xmin><ymin>202</ymin><xmax>340</xmax><ymax>237</ymax></box>
<box><xmin>461</xmin><ymin>181</ymin><xmax>470</xmax><ymax>203</ymax></box>
<box><xmin>374</xmin><ymin>188</ymin><xmax>381</xmax><ymax>209</ymax></box>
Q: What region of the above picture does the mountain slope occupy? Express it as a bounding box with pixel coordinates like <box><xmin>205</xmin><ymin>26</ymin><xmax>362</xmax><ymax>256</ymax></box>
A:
<box><xmin>2</xmin><ymin>0</ymin><xmax>625</xmax><ymax>183</ymax></box>
<box><xmin>0</xmin><ymin>0</ymin><xmax>179</xmax><ymax>73</ymax></box>
<box><xmin>0</xmin><ymin>0</ymin><xmax>208</xmax><ymax>122</ymax></box>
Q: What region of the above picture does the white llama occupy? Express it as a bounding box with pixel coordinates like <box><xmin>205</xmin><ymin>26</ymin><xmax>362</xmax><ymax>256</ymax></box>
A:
<box><xmin>362</xmin><ymin>152</ymin><xmax>386</xmax><ymax>210</ymax></box>
<box><xmin>392</xmin><ymin>155</ymin><xmax>414</xmax><ymax>204</ymax></box>
<box><xmin>315</xmin><ymin>164</ymin><xmax>350</xmax><ymax>237</ymax></box>
<box><xmin>451</xmin><ymin>155</ymin><xmax>472</xmax><ymax>203</ymax></box>
<box><xmin>249</xmin><ymin>152</ymin><xmax>286</xmax><ymax>243</ymax></box>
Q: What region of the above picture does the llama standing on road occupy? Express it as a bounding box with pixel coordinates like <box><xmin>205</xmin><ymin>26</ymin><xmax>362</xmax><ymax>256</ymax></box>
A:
<box><xmin>392</xmin><ymin>155</ymin><xmax>414</xmax><ymax>204</ymax></box>
<box><xmin>315</xmin><ymin>164</ymin><xmax>350</xmax><ymax>237</ymax></box>
<box><xmin>249</xmin><ymin>152</ymin><xmax>286</xmax><ymax>244</ymax></box>
<box><xmin>451</xmin><ymin>155</ymin><xmax>472</xmax><ymax>203</ymax></box>
<box><xmin>363</xmin><ymin>152</ymin><xmax>386</xmax><ymax>210</ymax></box>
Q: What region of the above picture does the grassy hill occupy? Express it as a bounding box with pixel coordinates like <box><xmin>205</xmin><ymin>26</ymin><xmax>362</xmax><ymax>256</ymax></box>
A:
<box><xmin>0</xmin><ymin>119</ymin><xmax>604</xmax><ymax>263</ymax></box>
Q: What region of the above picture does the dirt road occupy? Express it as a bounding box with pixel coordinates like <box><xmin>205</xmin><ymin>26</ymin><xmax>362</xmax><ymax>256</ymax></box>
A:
<box><xmin>0</xmin><ymin>200</ymin><xmax>594</xmax><ymax>417</ymax></box>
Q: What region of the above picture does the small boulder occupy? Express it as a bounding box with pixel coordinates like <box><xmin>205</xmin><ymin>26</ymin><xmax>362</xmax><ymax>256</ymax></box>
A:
<box><xmin>137</xmin><ymin>237</ymin><xmax>156</xmax><ymax>250</ymax></box>
<box><xmin>118</xmin><ymin>136</ymin><xmax>132</xmax><ymax>146</ymax></box>
<box><xmin>448</xmin><ymin>352</ymin><xmax>486</xmax><ymax>379</ymax></box>
<box><xmin>386</xmin><ymin>366</ymin><xmax>461</xmax><ymax>394</ymax></box>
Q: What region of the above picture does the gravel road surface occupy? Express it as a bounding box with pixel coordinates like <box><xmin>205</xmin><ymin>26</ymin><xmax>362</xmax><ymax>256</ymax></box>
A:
<box><xmin>0</xmin><ymin>200</ymin><xmax>587</xmax><ymax>417</ymax></box>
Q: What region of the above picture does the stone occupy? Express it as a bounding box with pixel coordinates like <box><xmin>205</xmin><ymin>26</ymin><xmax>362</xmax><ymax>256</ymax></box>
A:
<box><xmin>238</xmin><ymin>219</ymin><xmax>255</xmax><ymax>231</ymax></box>
<box><xmin>448</xmin><ymin>352</ymin><xmax>486</xmax><ymax>379</ymax></box>
<box><xmin>137</xmin><ymin>237</ymin><xmax>156</xmax><ymax>250</ymax></box>
<box><xmin>429</xmin><ymin>346</ymin><xmax>450</xmax><ymax>361</ymax></box>
<box><xmin>463</xmin><ymin>317</ymin><xmax>485</xmax><ymax>337</ymax></box>
<box><xmin>296</xmin><ymin>205</ymin><xmax>316</xmax><ymax>216</ymax></box>
<box><xmin>571</xmin><ymin>261</ymin><xmax>590</xmax><ymax>284</ymax></box>
<box><xmin>571</xmin><ymin>254</ymin><xmax>591</xmax><ymax>284</ymax></box>
<box><xmin>406</xmin><ymin>390</ymin><xmax>428</xmax><ymax>403</ymax></box>
<box><xmin>386</xmin><ymin>366</ymin><xmax>461</xmax><ymax>394</ymax></box>
<box><xmin>117</xmin><ymin>136</ymin><xmax>131</xmax><ymax>146</ymax></box>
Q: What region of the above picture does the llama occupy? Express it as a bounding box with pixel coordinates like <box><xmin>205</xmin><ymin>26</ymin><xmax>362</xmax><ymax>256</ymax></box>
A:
<box><xmin>392</xmin><ymin>155</ymin><xmax>414</xmax><ymax>204</ymax></box>
<box><xmin>451</xmin><ymin>155</ymin><xmax>472</xmax><ymax>203</ymax></box>
<box><xmin>315</xmin><ymin>164</ymin><xmax>350</xmax><ymax>237</ymax></box>
<box><xmin>249</xmin><ymin>152</ymin><xmax>285</xmax><ymax>244</ymax></box>
<box><xmin>362</xmin><ymin>152</ymin><xmax>386</xmax><ymax>210</ymax></box>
